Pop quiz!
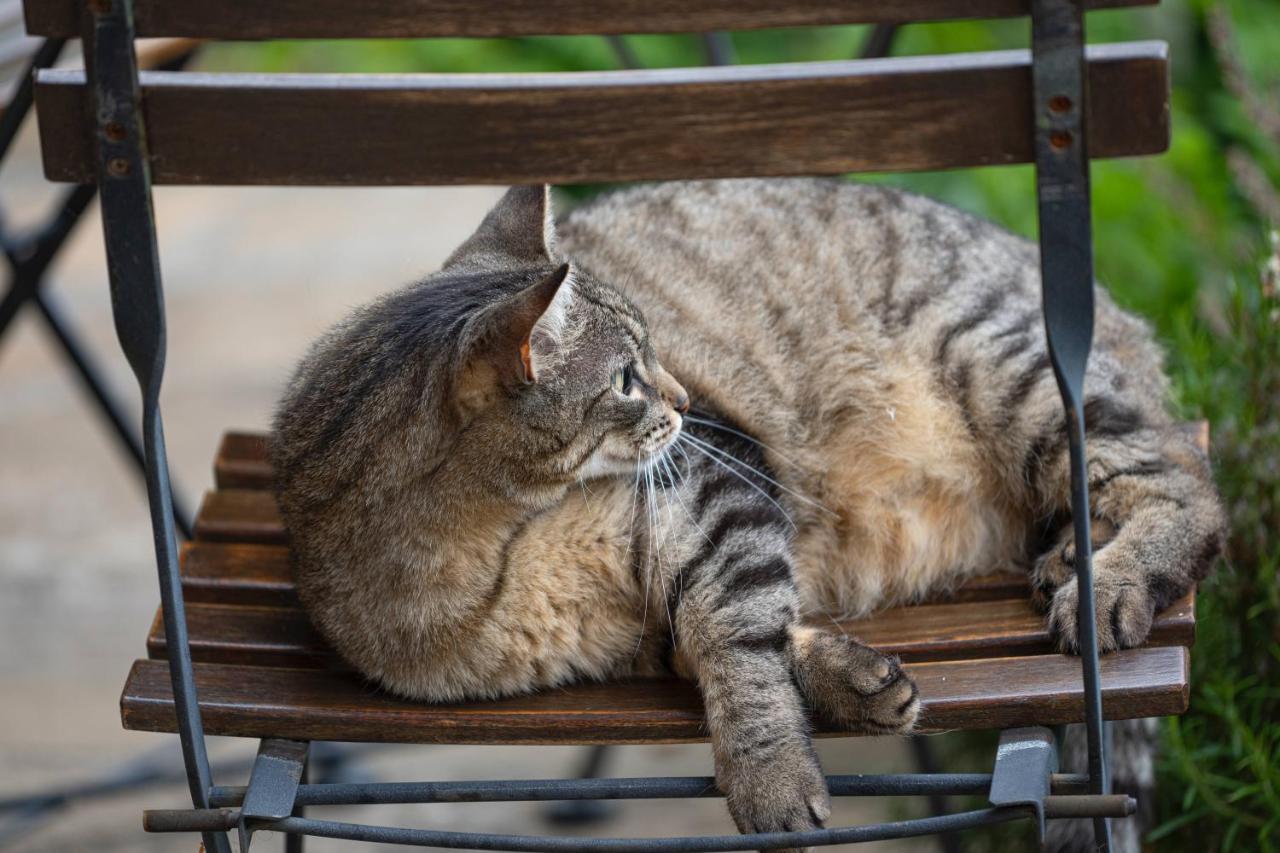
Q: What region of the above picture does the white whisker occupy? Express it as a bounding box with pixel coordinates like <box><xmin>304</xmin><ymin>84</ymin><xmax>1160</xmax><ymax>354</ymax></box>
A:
<box><xmin>659</xmin><ymin>450</ymin><xmax>704</xmax><ymax>611</ymax></box>
<box><xmin>646</xmin><ymin>463</ymin><xmax>678</xmax><ymax>648</ymax></box>
<box><xmin>683</xmin><ymin>414</ymin><xmax>803</xmax><ymax>471</ymax></box>
<box><xmin>629</xmin><ymin>450</ymin><xmax>649</xmax><ymax>661</ymax></box>
<box><xmin>661</xmin><ymin>452</ymin><xmax>712</xmax><ymax>547</ymax></box>
<box><xmin>677</xmin><ymin>435</ymin><xmax>798</xmax><ymax>531</ymax></box>
<box><xmin>681</xmin><ymin>432</ymin><xmax>836</xmax><ymax>517</ymax></box>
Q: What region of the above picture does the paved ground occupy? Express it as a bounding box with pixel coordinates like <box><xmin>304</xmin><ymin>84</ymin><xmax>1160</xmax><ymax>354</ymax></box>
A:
<box><xmin>0</xmin><ymin>117</ymin><xmax>936</xmax><ymax>851</ymax></box>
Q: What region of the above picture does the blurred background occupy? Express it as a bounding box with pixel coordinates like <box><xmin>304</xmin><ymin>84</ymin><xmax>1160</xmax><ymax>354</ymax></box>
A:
<box><xmin>0</xmin><ymin>0</ymin><xmax>1276</xmax><ymax>849</ymax></box>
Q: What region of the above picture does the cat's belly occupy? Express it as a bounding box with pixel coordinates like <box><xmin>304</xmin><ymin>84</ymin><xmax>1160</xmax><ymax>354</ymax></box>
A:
<box><xmin>790</xmin><ymin>373</ymin><xmax>1027</xmax><ymax>616</ymax></box>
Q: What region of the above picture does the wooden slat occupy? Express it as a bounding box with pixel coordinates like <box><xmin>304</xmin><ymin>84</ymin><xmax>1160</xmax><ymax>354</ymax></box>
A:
<box><xmin>34</xmin><ymin>43</ymin><xmax>1169</xmax><ymax>186</ymax></box>
<box><xmin>149</xmin><ymin>605</ymin><xmax>331</xmax><ymax>669</ymax></box>
<box><xmin>120</xmin><ymin>646</ymin><xmax>1189</xmax><ymax>743</ymax></box>
<box><xmin>194</xmin><ymin>490</ymin><xmax>283</xmax><ymax>544</ymax></box>
<box><xmin>214</xmin><ymin>432</ymin><xmax>271</xmax><ymax>490</ymax></box>
<box><xmin>147</xmin><ymin>592</ymin><xmax>1195</xmax><ymax>670</ymax></box>
<box><xmin>25</xmin><ymin>0</ymin><xmax>1158</xmax><ymax>40</ymax></box>
<box><xmin>181</xmin><ymin>542</ymin><xmax>298</xmax><ymax>607</ymax></box>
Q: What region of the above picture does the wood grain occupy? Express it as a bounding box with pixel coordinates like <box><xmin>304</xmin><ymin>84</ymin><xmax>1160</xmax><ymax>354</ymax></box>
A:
<box><xmin>26</xmin><ymin>0</ymin><xmax>1158</xmax><ymax>40</ymax></box>
<box><xmin>181</xmin><ymin>542</ymin><xmax>298</xmax><ymax>607</ymax></box>
<box><xmin>193</xmin><ymin>490</ymin><xmax>284</xmax><ymax>544</ymax></box>
<box><xmin>214</xmin><ymin>432</ymin><xmax>271</xmax><ymax>490</ymax></box>
<box><xmin>147</xmin><ymin>592</ymin><xmax>1195</xmax><ymax>669</ymax></box>
<box><xmin>119</xmin><ymin>646</ymin><xmax>1189</xmax><ymax>743</ymax></box>
<box><xmin>129</xmin><ymin>410</ymin><xmax>1203</xmax><ymax>744</ymax></box>
<box><xmin>34</xmin><ymin>43</ymin><xmax>1169</xmax><ymax>186</ymax></box>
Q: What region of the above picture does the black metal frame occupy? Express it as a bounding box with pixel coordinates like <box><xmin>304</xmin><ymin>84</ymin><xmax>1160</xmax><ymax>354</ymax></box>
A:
<box><xmin>77</xmin><ymin>0</ymin><xmax>1118</xmax><ymax>849</ymax></box>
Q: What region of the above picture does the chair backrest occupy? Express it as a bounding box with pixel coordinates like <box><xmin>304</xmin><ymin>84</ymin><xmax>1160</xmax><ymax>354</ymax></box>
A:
<box><xmin>26</xmin><ymin>0</ymin><xmax>1168</xmax><ymax>187</ymax></box>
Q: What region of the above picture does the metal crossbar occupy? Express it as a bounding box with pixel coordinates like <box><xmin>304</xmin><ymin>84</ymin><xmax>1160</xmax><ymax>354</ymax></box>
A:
<box><xmin>78</xmin><ymin>0</ymin><xmax>1116</xmax><ymax>849</ymax></box>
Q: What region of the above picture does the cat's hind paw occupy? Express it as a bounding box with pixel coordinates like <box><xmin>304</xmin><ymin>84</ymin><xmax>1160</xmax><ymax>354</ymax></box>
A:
<box><xmin>788</xmin><ymin>627</ymin><xmax>921</xmax><ymax>734</ymax></box>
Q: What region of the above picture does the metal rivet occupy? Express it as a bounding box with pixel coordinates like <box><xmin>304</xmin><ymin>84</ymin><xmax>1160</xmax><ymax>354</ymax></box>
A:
<box><xmin>107</xmin><ymin>157</ymin><xmax>131</xmax><ymax>176</ymax></box>
<box><xmin>104</xmin><ymin>122</ymin><xmax>127</xmax><ymax>142</ymax></box>
<box><xmin>1049</xmin><ymin>130</ymin><xmax>1072</xmax><ymax>150</ymax></box>
<box><xmin>1049</xmin><ymin>95</ymin><xmax>1073</xmax><ymax>114</ymax></box>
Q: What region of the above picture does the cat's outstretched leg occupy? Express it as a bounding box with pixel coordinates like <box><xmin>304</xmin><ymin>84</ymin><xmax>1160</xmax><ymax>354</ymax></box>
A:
<box><xmin>788</xmin><ymin>627</ymin><xmax>920</xmax><ymax>735</ymax></box>
<box><xmin>664</xmin><ymin>430</ymin><xmax>831</xmax><ymax>852</ymax></box>
<box><xmin>672</xmin><ymin>551</ymin><xmax>830</xmax><ymax>853</ymax></box>
<box><xmin>666</xmin><ymin>423</ymin><xmax>920</xmax><ymax>852</ymax></box>
<box><xmin>1030</xmin><ymin>417</ymin><xmax>1225</xmax><ymax>652</ymax></box>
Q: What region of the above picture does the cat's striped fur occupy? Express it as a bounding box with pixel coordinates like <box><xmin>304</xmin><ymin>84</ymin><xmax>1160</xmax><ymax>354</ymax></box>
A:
<box><xmin>273</xmin><ymin>180</ymin><xmax>1224</xmax><ymax>851</ymax></box>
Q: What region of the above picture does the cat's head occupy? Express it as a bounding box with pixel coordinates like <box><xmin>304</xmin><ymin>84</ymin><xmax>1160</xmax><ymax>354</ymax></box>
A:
<box><xmin>441</xmin><ymin>186</ymin><xmax>688</xmax><ymax>487</ymax></box>
<box><xmin>275</xmin><ymin>186</ymin><xmax>687</xmax><ymax>501</ymax></box>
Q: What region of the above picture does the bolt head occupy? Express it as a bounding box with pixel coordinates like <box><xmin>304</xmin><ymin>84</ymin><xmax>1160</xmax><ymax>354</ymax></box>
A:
<box><xmin>1049</xmin><ymin>95</ymin><xmax>1073</xmax><ymax>114</ymax></box>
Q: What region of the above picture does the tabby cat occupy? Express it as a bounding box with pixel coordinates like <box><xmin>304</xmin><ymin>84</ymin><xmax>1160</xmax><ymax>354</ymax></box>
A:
<box><xmin>273</xmin><ymin>180</ymin><xmax>1224</xmax><ymax>850</ymax></box>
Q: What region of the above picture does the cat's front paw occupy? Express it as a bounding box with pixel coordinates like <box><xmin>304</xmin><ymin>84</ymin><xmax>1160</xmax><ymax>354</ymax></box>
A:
<box><xmin>720</xmin><ymin>743</ymin><xmax>830</xmax><ymax>853</ymax></box>
<box><xmin>789</xmin><ymin>628</ymin><xmax>921</xmax><ymax>734</ymax></box>
<box><xmin>1047</xmin><ymin>575</ymin><xmax>1155</xmax><ymax>653</ymax></box>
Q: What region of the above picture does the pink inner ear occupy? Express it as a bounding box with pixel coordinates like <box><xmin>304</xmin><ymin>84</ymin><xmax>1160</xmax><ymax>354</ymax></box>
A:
<box><xmin>520</xmin><ymin>339</ymin><xmax>536</xmax><ymax>382</ymax></box>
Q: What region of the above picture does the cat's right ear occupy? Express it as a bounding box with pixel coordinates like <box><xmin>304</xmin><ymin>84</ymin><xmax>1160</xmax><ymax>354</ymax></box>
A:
<box><xmin>444</xmin><ymin>185</ymin><xmax>556</xmax><ymax>271</ymax></box>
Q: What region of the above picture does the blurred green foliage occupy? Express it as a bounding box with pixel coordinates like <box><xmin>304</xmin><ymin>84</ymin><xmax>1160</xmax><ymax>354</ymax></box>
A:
<box><xmin>200</xmin><ymin>2</ymin><xmax>1279</xmax><ymax>847</ymax></box>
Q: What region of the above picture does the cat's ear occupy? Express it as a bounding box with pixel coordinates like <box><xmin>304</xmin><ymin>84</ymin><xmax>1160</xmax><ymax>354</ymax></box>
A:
<box><xmin>444</xmin><ymin>185</ymin><xmax>557</xmax><ymax>271</ymax></box>
<box><xmin>458</xmin><ymin>263</ymin><xmax>575</xmax><ymax>412</ymax></box>
<box><xmin>509</xmin><ymin>263</ymin><xmax>575</xmax><ymax>383</ymax></box>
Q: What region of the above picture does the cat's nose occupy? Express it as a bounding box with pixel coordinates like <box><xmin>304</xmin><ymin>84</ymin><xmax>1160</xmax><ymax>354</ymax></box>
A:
<box><xmin>654</xmin><ymin>365</ymin><xmax>690</xmax><ymax>414</ymax></box>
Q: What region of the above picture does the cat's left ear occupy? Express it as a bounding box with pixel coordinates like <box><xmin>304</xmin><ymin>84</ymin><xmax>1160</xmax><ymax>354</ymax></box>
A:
<box><xmin>511</xmin><ymin>263</ymin><xmax>575</xmax><ymax>383</ymax></box>
<box><xmin>462</xmin><ymin>263</ymin><xmax>574</xmax><ymax>387</ymax></box>
<box><xmin>444</xmin><ymin>185</ymin><xmax>557</xmax><ymax>271</ymax></box>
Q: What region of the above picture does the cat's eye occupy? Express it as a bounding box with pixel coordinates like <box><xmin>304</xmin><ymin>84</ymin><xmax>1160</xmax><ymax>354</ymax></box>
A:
<box><xmin>611</xmin><ymin>364</ymin><xmax>634</xmax><ymax>395</ymax></box>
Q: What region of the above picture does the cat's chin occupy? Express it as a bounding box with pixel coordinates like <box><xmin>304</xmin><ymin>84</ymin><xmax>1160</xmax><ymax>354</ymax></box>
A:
<box><xmin>576</xmin><ymin>441</ymin><xmax>678</xmax><ymax>482</ymax></box>
<box><xmin>575</xmin><ymin>450</ymin><xmax>641</xmax><ymax>482</ymax></box>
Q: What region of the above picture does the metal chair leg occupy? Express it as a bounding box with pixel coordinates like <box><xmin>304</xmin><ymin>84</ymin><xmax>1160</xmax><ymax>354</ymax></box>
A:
<box><xmin>910</xmin><ymin>737</ymin><xmax>963</xmax><ymax>853</ymax></box>
<box><xmin>544</xmin><ymin>746</ymin><xmax>618</xmax><ymax>826</ymax></box>
<box><xmin>1030</xmin><ymin>0</ymin><xmax>1112</xmax><ymax>849</ymax></box>
<box><xmin>859</xmin><ymin>23</ymin><xmax>900</xmax><ymax>59</ymax></box>
<box><xmin>81</xmin><ymin>2</ymin><xmax>229</xmax><ymax>850</ymax></box>
<box><xmin>285</xmin><ymin>756</ymin><xmax>308</xmax><ymax>853</ymax></box>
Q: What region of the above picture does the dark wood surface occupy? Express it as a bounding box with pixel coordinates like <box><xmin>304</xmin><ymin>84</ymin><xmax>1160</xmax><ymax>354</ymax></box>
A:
<box><xmin>214</xmin><ymin>433</ymin><xmax>271</xmax><ymax>490</ymax></box>
<box><xmin>35</xmin><ymin>43</ymin><xmax>1169</xmax><ymax>186</ymax></box>
<box><xmin>181</xmin><ymin>542</ymin><xmax>298</xmax><ymax>607</ymax></box>
<box><xmin>26</xmin><ymin>0</ymin><xmax>1157</xmax><ymax>40</ymax></box>
<box><xmin>119</xmin><ymin>646</ymin><xmax>1189</xmax><ymax>744</ymax></box>
<box><xmin>112</xmin><ymin>425</ymin><xmax>1205</xmax><ymax>741</ymax></box>
<box><xmin>147</xmin><ymin>594</ymin><xmax>1195</xmax><ymax>670</ymax></box>
<box><xmin>192</xmin><ymin>490</ymin><xmax>283</xmax><ymax>544</ymax></box>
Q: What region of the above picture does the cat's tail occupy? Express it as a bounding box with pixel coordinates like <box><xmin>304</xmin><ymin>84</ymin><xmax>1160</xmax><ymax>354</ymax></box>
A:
<box><xmin>1045</xmin><ymin>718</ymin><xmax>1158</xmax><ymax>853</ymax></box>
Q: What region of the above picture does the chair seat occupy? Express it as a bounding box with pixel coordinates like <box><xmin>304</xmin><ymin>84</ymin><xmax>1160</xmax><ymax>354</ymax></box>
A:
<box><xmin>119</xmin><ymin>430</ymin><xmax>1201</xmax><ymax>745</ymax></box>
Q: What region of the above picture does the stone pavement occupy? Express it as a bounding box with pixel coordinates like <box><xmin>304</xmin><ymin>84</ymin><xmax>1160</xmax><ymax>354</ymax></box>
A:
<box><xmin>0</xmin><ymin>119</ymin><xmax>931</xmax><ymax>851</ymax></box>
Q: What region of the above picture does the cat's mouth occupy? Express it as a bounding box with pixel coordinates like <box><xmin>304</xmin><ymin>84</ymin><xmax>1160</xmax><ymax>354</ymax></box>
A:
<box><xmin>637</xmin><ymin>415</ymin><xmax>683</xmax><ymax>464</ymax></box>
